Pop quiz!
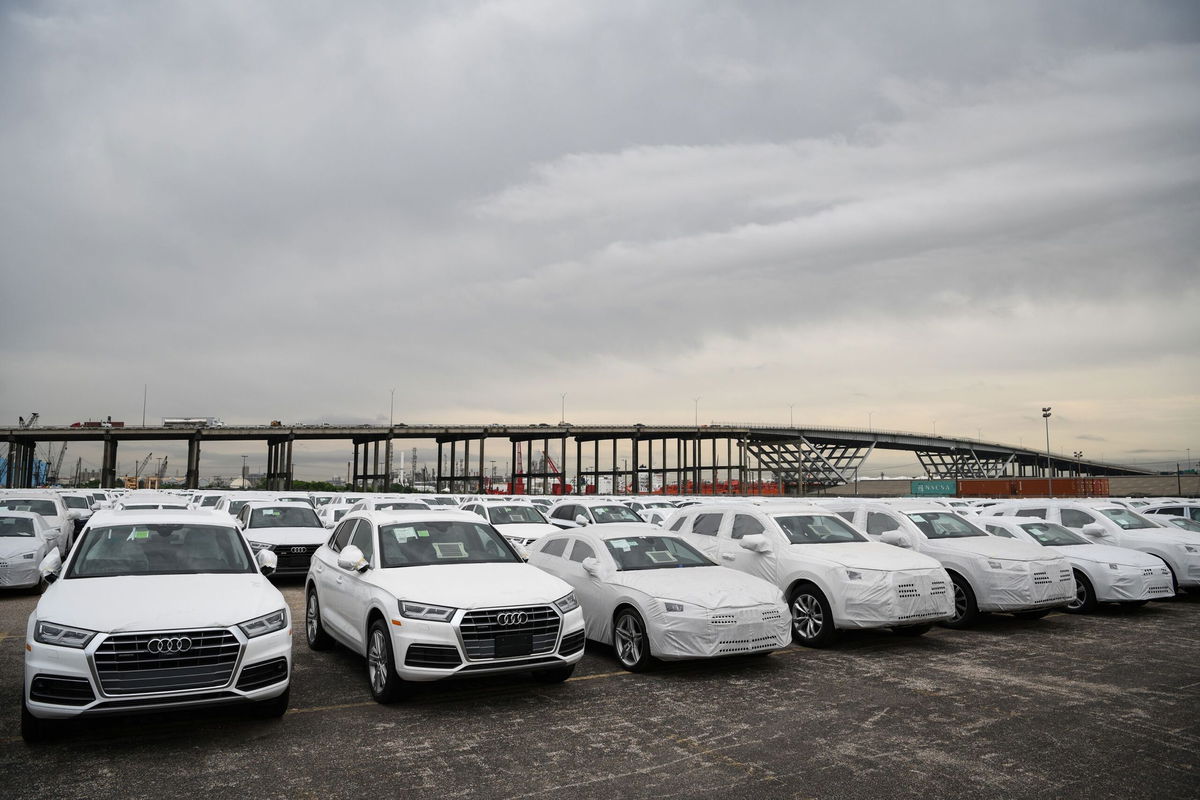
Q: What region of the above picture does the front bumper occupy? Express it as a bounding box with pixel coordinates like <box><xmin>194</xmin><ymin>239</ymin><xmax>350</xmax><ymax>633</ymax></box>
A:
<box><xmin>392</xmin><ymin>606</ymin><xmax>585</xmax><ymax>682</ymax></box>
<box><xmin>977</xmin><ymin>561</ymin><xmax>1075</xmax><ymax>612</ymax></box>
<box><xmin>24</xmin><ymin>624</ymin><xmax>292</xmax><ymax>720</ymax></box>
<box><xmin>651</xmin><ymin>603</ymin><xmax>790</xmax><ymax>661</ymax></box>
<box><xmin>0</xmin><ymin>560</ymin><xmax>41</xmax><ymax>589</ymax></box>
<box><xmin>1092</xmin><ymin>564</ymin><xmax>1174</xmax><ymax>602</ymax></box>
<box><xmin>839</xmin><ymin>569</ymin><xmax>955</xmax><ymax>629</ymax></box>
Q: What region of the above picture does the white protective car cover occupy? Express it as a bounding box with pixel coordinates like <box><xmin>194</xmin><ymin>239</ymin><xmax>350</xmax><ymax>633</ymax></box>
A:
<box><xmin>528</xmin><ymin>526</ymin><xmax>789</xmax><ymax>660</ymax></box>
<box><xmin>0</xmin><ymin>512</ymin><xmax>53</xmax><ymax>588</ymax></box>
<box><xmin>927</xmin><ymin>537</ymin><xmax>1075</xmax><ymax>611</ymax></box>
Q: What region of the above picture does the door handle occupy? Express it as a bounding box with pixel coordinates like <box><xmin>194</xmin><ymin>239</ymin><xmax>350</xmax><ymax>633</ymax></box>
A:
<box><xmin>721</xmin><ymin>553</ymin><xmax>735</xmax><ymax>561</ymax></box>
<box><xmin>336</xmin><ymin>575</ymin><xmax>343</xmax><ymax>584</ymax></box>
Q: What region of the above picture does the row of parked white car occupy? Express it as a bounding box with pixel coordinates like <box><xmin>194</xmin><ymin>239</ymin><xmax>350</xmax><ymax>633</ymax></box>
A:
<box><xmin>8</xmin><ymin>487</ymin><xmax>1199</xmax><ymax>743</ymax></box>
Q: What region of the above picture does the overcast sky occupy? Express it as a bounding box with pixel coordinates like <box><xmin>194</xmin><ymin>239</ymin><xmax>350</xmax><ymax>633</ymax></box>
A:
<box><xmin>2</xmin><ymin>1</ymin><xmax>1198</xmax><ymax>480</ymax></box>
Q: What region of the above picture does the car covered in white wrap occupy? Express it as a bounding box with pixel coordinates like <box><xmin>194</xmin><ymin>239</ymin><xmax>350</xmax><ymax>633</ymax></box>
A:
<box><xmin>526</xmin><ymin>525</ymin><xmax>789</xmax><ymax>670</ymax></box>
<box><xmin>21</xmin><ymin>510</ymin><xmax>290</xmax><ymax>742</ymax></box>
<box><xmin>305</xmin><ymin>510</ymin><xmax>585</xmax><ymax>702</ymax></box>
<box><xmin>822</xmin><ymin>501</ymin><xmax>1075</xmax><ymax>628</ymax></box>
<box><xmin>460</xmin><ymin>500</ymin><xmax>562</xmax><ymax>549</ymax></box>
<box><xmin>670</xmin><ymin>503</ymin><xmax>953</xmax><ymax>645</ymax></box>
<box><xmin>0</xmin><ymin>512</ymin><xmax>60</xmax><ymax>591</ymax></box>
<box><xmin>977</xmin><ymin>516</ymin><xmax>1174</xmax><ymax>611</ymax></box>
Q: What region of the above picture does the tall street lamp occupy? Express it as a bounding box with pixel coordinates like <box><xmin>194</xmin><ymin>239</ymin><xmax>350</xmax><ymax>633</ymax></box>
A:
<box><xmin>693</xmin><ymin>397</ymin><xmax>701</xmax><ymax>427</ymax></box>
<box><xmin>788</xmin><ymin>404</ymin><xmax>795</xmax><ymax>428</ymax></box>
<box><xmin>1073</xmin><ymin>450</ymin><xmax>1083</xmax><ymax>478</ymax></box>
<box><xmin>1042</xmin><ymin>407</ymin><xmax>1053</xmax><ymax>496</ymax></box>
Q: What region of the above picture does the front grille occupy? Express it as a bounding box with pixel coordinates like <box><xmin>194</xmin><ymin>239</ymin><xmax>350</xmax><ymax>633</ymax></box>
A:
<box><xmin>709</xmin><ymin>613</ymin><xmax>736</xmax><ymax>626</ymax></box>
<box><xmin>718</xmin><ymin>635</ymin><xmax>778</xmax><ymax>654</ymax></box>
<box><xmin>897</xmin><ymin>582</ymin><xmax>919</xmax><ymax>598</ymax></box>
<box><xmin>559</xmin><ymin>630</ymin><xmax>586</xmax><ymax>656</ymax></box>
<box><xmin>1059</xmin><ymin>569</ymin><xmax>1072</xmax><ymax>582</ymax></box>
<box><xmin>93</xmin><ymin>629</ymin><xmax>241</xmax><ymax>695</ymax></box>
<box><xmin>761</xmin><ymin>608</ymin><xmax>783</xmax><ymax>622</ymax></box>
<box><xmin>93</xmin><ymin>691</ymin><xmax>239</xmax><ymax>710</ymax></box>
<box><xmin>274</xmin><ymin>545</ymin><xmax>319</xmax><ymax>570</ymax></box>
<box><xmin>236</xmin><ymin>657</ymin><xmax>289</xmax><ymax>690</ymax></box>
<box><xmin>405</xmin><ymin>644</ymin><xmax>463</xmax><ymax>668</ymax></box>
<box><xmin>30</xmin><ymin>674</ymin><xmax>96</xmax><ymax>706</ymax></box>
<box><xmin>931</xmin><ymin>580</ymin><xmax>948</xmax><ymax>596</ymax></box>
<box><xmin>459</xmin><ymin>606</ymin><xmax>560</xmax><ymax>661</ymax></box>
<box><xmin>1143</xmin><ymin>567</ymin><xmax>1155</xmax><ymax>576</ymax></box>
<box><xmin>1148</xmin><ymin>584</ymin><xmax>1173</xmax><ymax>595</ymax></box>
<box><xmin>1033</xmin><ymin>572</ymin><xmax>1051</xmax><ymax>585</ymax></box>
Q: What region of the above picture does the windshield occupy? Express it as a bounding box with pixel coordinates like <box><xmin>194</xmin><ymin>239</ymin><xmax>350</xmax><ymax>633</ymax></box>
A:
<box><xmin>377</xmin><ymin>502</ymin><xmax>429</xmax><ymax>511</ymax></box>
<box><xmin>1099</xmin><ymin>508</ymin><xmax>1159</xmax><ymax>530</ymax></box>
<box><xmin>904</xmin><ymin>512</ymin><xmax>989</xmax><ymax>539</ymax></box>
<box><xmin>67</xmin><ymin>524</ymin><xmax>255</xmax><ymax>577</ymax></box>
<box><xmin>604</xmin><ymin>536</ymin><xmax>715</xmax><ymax>570</ymax></box>
<box><xmin>591</xmin><ymin>505</ymin><xmax>642</xmax><ymax>524</ymax></box>
<box><xmin>488</xmin><ymin>505</ymin><xmax>547</xmax><ymax>525</ymax></box>
<box><xmin>1020</xmin><ymin>522</ymin><xmax>1089</xmax><ymax>546</ymax></box>
<box><xmin>774</xmin><ymin>514</ymin><xmax>867</xmax><ymax>544</ymax></box>
<box><xmin>1166</xmin><ymin>517</ymin><xmax>1200</xmax><ymax>532</ymax></box>
<box><xmin>63</xmin><ymin>496</ymin><xmax>90</xmax><ymax>509</ymax></box>
<box><xmin>379</xmin><ymin>521</ymin><xmax>520</xmax><ymax>567</ymax></box>
<box><xmin>249</xmin><ymin>506</ymin><xmax>322</xmax><ymax>528</ymax></box>
<box><xmin>227</xmin><ymin>500</ymin><xmax>252</xmax><ymax>514</ymax></box>
<box><xmin>433</xmin><ymin>497</ymin><xmax>457</xmax><ymax>506</ymax></box>
<box><xmin>0</xmin><ymin>498</ymin><xmax>57</xmax><ymax>517</ymax></box>
<box><xmin>200</xmin><ymin>495</ymin><xmax>221</xmax><ymax>507</ymax></box>
<box><xmin>0</xmin><ymin>517</ymin><xmax>35</xmax><ymax>537</ymax></box>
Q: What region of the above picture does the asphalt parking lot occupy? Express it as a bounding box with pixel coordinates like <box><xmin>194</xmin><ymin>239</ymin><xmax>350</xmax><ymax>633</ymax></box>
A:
<box><xmin>2</xmin><ymin>580</ymin><xmax>1197</xmax><ymax>799</ymax></box>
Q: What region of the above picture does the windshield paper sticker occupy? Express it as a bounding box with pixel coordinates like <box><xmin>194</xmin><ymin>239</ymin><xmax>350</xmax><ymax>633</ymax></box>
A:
<box><xmin>432</xmin><ymin>541</ymin><xmax>468</xmax><ymax>559</ymax></box>
<box><xmin>646</xmin><ymin>550</ymin><xmax>676</xmax><ymax>564</ymax></box>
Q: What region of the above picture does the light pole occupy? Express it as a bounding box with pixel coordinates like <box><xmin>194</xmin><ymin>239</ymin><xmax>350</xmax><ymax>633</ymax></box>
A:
<box><xmin>560</xmin><ymin>393</ymin><xmax>566</xmax><ymax>425</ymax></box>
<box><xmin>693</xmin><ymin>397</ymin><xmax>701</xmax><ymax>427</ymax></box>
<box><xmin>931</xmin><ymin>419</ymin><xmax>937</xmax><ymax>436</ymax></box>
<box><xmin>241</xmin><ymin>455</ymin><xmax>248</xmax><ymax>488</ymax></box>
<box><xmin>1042</xmin><ymin>407</ymin><xmax>1053</xmax><ymax>496</ymax></box>
<box><xmin>1073</xmin><ymin>451</ymin><xmax>1083</xmax><ymax>478</ymax></box>
<box><xmin>788</xmin><ymin>404</ymin><xmax>795</xmax><ymax>428</ymax></box>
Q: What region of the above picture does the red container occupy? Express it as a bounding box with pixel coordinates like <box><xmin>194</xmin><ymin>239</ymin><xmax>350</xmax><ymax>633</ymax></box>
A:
<box><xmin>957</xmin><ymin>478</ymin><xmax>1109</xmax><ymax>498</ymax></box>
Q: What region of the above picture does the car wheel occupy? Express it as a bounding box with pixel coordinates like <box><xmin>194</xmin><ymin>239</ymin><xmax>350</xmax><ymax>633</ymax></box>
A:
<box><xmin>789</xmin><ymin>584</ymin><xmax>836</xmax><ymax>647</ymax></box>
<box><xmin>1065</xmin><ymin>570</ymin><xmax>1098</xmax><ymax>614</ymax></box>
<box><xmin>305</xmin><ymin>588</ymin><xmax>334</xmax><ymax>651</ymax></box>
<box><xmin>252</xmin><ymin>685</ymin><xmax>290</xmax><ymax>718</ymax></box>
<box><xmin>21</xmin><ymin>694</ymin><xmax>53</xmax><ymax>744</ymax></box>
<box><xmin>941</xmin><ymin>573</ymin><xmax>979</xmax><ymax>629</ymax></box>
<box><xmin>1013</xmin><ymin>609</ymin><xmax>1050</xmax><ymax>620</ymax></box>
<box><xmin>613</xmin><ymin>608</ymin><xmax>652</xmax><ymax>672</ymax></box>
<box><xmin>366</xmin><ymin>619</ymin><xmax>406</xmax><ymax>703</ymax></box>
<box><xmin>531</xmin><ymin>664</ymin><xmax>576</xmax><ymax>683</ymax></box>
<box><xmin>892</xmin><ymin>623</ymin><xmax>932</xmax><ymax>637</ymax></box>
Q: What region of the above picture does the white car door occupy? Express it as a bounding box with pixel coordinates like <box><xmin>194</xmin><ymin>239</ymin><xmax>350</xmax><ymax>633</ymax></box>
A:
<box><xmin>314</xmin><ymin>519</ymin><xmax>356</xmax><ymax>640</ymax></box>
<box><xmin>680</xmin><ymin>512</ymin><xmax>724</xmax><ymax>560</ymax></box>
<box><xmin>336</xmin><ymin>519</ymin><xmax>377</xmax><ymax>652</ymax></box>
<box><xmin>719</xmin><ymin>512</ymin><xmax>780</xmax><ymax>584</ymax></box>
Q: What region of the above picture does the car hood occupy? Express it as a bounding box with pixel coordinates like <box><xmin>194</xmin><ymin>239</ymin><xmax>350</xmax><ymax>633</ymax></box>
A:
<box><xmin>492</xmin><ymin>522</ymin><xmax>561</xmax><ymax>539</ymax></box>
<box><xmin>926</xmin><ymin>536</ymin><xmax>1058</xmax><ymax>561</ymax></box>
<box><xmin>612</xmin><ymin>566</ymin><xmax>782</xmax><ymax>608</ymax></box>
<box><xmin>787</xmin><ymin>541</ymin><xmax>941</xmax><ymax>571</ymax></box>
<box><xmin>244</xmin><ymin>526</ymin><xmax>329</xmax><ymax>546</ymax></box>
<box><xmin>1051</xmin><ymin>543</ymin><xmax>1162</xmax><ymax>567</ymax></box>
<box><xmin>0</xmin><ymin>537</ymin><xmax>46</xmax><ymax>557</ymax></box>
<box><xmin>37</xmin><ymin>574</ymin><xmax>285</xmax><ymax>632</ymax></box>
<box><xmin>369</xmin><ymin>562</ymin><xmax>572</xmax><ymax>608</ymax></box>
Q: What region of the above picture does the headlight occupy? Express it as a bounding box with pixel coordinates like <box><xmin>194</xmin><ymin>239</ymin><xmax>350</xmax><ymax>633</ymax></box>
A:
<box><xmin>662</xmin><ymin>601</ymin><xmax>685</xmax><ymax>613</ymax></box>
<box><xmin>399</xmin><ymin>601</ymin><xmax>456</xmax><ymax>622</ymax></box>
<box><xmin>34</xmin><ymin>621</ymin><xmax>98</xmax><ymax>649</ymax></box>
<box><xmin>13</xmin><ymin>551</ymin><xmax>38</xmax><ymax>560</ymax></box>
<box><xmin>554</xmin><ymin>592</ymin><xmax>579</xmax><ymax>613</ymax></box>
<box><xmin>985</xmin><ymin>558</ymin><xmax>1023</xmax><ymax>570</ymax></box>
<box><xmin>1108</xmin><ymin>563</ymin><xmax>1120</xmax><ymax>570</ymax></box>
<box><xmin>1183</xmin><ymin>545</ymin><xmax>1199</xmax><ymax>554</ymax></box>
<box><xmin>239</xmin><ymin>609</ymin><xmax>288</xmax><ymax>638</ymax></box>
<box><xmin>248</xmin><ymin>541</ymin><xmax>274</xmax><ymax>553</ymax></box>
<box><xmin>846</xmin><ymin>570</ymin><xmax>863</xmax><ymax>581</ymax></box>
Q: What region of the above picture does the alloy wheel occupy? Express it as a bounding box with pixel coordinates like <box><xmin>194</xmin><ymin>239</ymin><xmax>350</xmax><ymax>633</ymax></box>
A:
<box><xmin>952</xmin><ymin>582</ymin><xmax>968</xmax><ymax>621</ymax></box>
<box><xmin>791</xmin><ymin>594</ymin><xmax>824</xmax><ymax>640</ymax></box>
<box><xmin>615</xmin><ymin>615</ymin><xmax>643</xmax><ymax>666</ymax></box>
<box><xmin>305</xmin><ymin>594</ymin><xmax>319</xmax><ymax>643</ymax></box>
<box><xmin>368</xmin><ymin>629</ymin><xmax>388</xmax><ymax>695</ymax></box>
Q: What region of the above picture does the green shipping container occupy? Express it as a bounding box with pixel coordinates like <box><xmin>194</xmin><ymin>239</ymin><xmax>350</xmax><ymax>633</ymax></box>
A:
<box><xmin>911</xmin><ymin>480</ymin><xmax>957</xmax><ymax>496</ymax></box>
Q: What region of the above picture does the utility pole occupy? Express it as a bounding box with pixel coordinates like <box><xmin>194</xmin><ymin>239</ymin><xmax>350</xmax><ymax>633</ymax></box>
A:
<box><xmin>693</xmin><ymin>397</ymin><xmax>700</xmax><ymax>427</ymax></box>
<box><xmin>1042</xmin><ymin>407</ymin><xmax>1053</xmax><ymax>496</ymax></box>
<box><xmin>142</xmin><ymin>384</ymin><xmax>147</xmax><ymax>427</ymax></box>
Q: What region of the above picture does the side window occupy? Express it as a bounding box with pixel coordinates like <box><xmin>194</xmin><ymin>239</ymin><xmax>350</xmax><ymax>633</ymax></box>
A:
<box><xmin>669</xmin><ymin>515</ymin><xmax>688</xmax><ymax>532</ymax></box>
<box><xmin>730</xmin><ymin>514</ymin><xmax>765</xmax><ymax>540</ymax></box>
<box><xmin>541</xmin><ymin>537</ymin><xmax>569</xmax><ymax>557</ymax></box>
<box><xmin>986</xmin><ymin>525</ymin><xmax>1016</xmax><ymax>538</ymax></box>
<box><xmin>692</xmin><ymin>513</ymin><xmax>723</xmax><ymax>536</ymax></box>
<box><xmin>835</xmin><ymin>511</ymin><xmax>854</xmax><ymax>522</ymax></box>
<box><xmin>568</xmin><ymin>540</ymin><xmax>596</xmax><ymax>563</ymax></box>
<box><xmin>1015</xmin><ymin>508</ymin><xmax>1047</xmax><ymax>518</ymax></box>
<box><xmin>551</xmin><ymin>505</ymin><xmax>573</xmax><ymax>520</ymax></box>
<box><xmin>349</xmin><ymin>521</ymin><xmax>375</xmax><ymax>564</ymax></box>
<box><xmin>1061</xmin><ymin>509</ymin><xmax>1096</xmax><ymax>528</ymax></box>
<box><xmin>866</xmin><ymin>512</ymin><xmax>899</xmax><ymax>535</ymax></box>
<box><xmin>330</xmin><ymin>519</ymin><xmax>356</xmax><ymax>552</ymax></box>
<box><xmin>1157</xmin><ymin>506</ymin><xmax>1183</xmax><ymax>516</ymax></box>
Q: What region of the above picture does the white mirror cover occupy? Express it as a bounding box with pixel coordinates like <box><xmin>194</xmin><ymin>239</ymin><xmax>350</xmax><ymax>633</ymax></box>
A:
<box><xmin>337</xmin><ymin>544</ymin><xmax>367</xmax><ymax>571</ymax></box>
<box><xmin>257</xmin><ymin>549</ymin><xmax>278</xmax><ymax>573</ymax></box>
<box><xmin>881</xmin><ymin>530</ymin><xmax>911</xmax><ymax>548</ymax></box>
<box><xmin>738</xmin><ymin>535</ymin><xmax>772</xmax><ymax>553</ymax></box>
<box><xmin>575</xmin><ymin>515</ymin><xmax>589</xmax><ymax>526</ymax></box>
<box><xmin>39</xmin><ymin>549</ymin><xmax>62</xmax><ymax>577</ymax></box>
<box><xmin>581</xmin><ymin>556</ymin><xmax>601</xmax><ymax>575</ymax></box>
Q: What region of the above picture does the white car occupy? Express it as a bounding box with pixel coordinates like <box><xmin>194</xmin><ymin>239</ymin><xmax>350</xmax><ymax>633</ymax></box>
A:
<box><xmin>669</xmin><ymin>503</ymin><xmax>953</xmax><ymax>645</ymax></box>
<box><xmin>822</xmin><ymin>501</ymin><xmax>1075</xmax><ymax>627</ymax></box>
<box><xmin>527</xmin><ymin>525</ymin><xmax>789</xmax><ymax>670</ymax></box>
<box><xmin>21</xmin><ymin>510</ymin><xmax>290</xmax><ymax>742</ymax></box>
<box><xmin>0</xmin><ymin>511</ymin><xmax>60</xmax><ymax>591</ymax></box>
<box><xmin>317</xmin><ymin>502</ymin><xmax>355</xmax><ymax>529</ymax></box>
<box><xmin>350</xmin><ymin>498</ymin><xmax>431</xmax><ymax>513</ymax></box>
<box><xmin>1140</xmin><ymin>502</ymin><xmax>1200</xmax><ymax>524</ymax></box>
<box><xmin>304</xmin><ymin>510</ymin><xmax>585</xmax><ymax>702</ymax></box>
<box><xmin>978</xmin><ymin>516</ymin><xmax>1174</xmax><ymax>611</ymax></box>
<box><xmin>546</xmin><ymin>499</ymin><xmax>658</xmax><ymax>530</ymax></box>
<box><xmin>979</xmin><ymin>500</ymin><xmax>1200</xmax><ymax>594</ymax></box>
<box><xmin>0</xmin><ymin>494</ymin><xmax>81</xmax><ymax>554</ymax></box>
<box><xmin>459</xmin><ymin>500</ymin><xmax>562</xmax><ymax>548</ymax></box>
<box><xmin>236</xmin><ymin>502</ymin><xmax>330</xmax><ymax>576</ymax></box>
<box><xmin>621</xmin><ymin>499</ymin><xmax>682</xmax><ymax>526</ymax></box>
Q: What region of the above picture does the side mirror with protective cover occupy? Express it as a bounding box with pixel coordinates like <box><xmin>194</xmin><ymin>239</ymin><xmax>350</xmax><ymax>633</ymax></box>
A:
<box><xmin>574</xmin><ymin>515</ymin><xmax>589</xmax><ymax>527</ymax></box>
<box><xmin>581</xmin><ymin>556</ymin><xmax>601</xmax><ymax>577</ymax></box>
<box><xmin>257</xmin><ymin>549</ymin><xmax>278</xmax><ymax>576</ymax></box>
<box><xmin>337</xmin><ymin>544</ymin><xmax>369</xmax><ymax>572</ymax></box>
<box><xmin>39</xmin><ymin>550</ymin><xmax>63</xmax><ymax>582</ymax></box>
<box><xmin>737</xmin><ymin>534</ymin><xmax>773</xmax><ymax>554</ymax></box>
<box><xmin>880</xmin><ymin>530</ymin><xmax>913</xmax><ymax>549</ymax></box>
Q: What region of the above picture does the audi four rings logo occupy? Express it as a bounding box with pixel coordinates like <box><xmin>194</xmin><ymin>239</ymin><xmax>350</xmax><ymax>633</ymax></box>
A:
<box><xmin>496</xmin><ymin>612</ymin><xmax>528</xmax><ymax>626</ymax></box>
<box><xmin>147</xmin><ymin>637</ymin><xmax>192</xmax><ymax>654</ymax></box>
<box><xmin>290</xmin><ymin>546</ymin><xmax>308</xmax><ymax>553</ymax></box>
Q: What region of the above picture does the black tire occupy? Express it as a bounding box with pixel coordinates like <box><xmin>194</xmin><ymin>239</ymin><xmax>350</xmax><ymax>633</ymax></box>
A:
<box><xmin>1013</xmin><ymin>609</ymin><xmax>1050</xmax><ymax>620</ymax></box>
<box><xmin>252</xmin><ymin>685</ymin><xmax>290</xmax><ymax>718</ymax></box>
<box><xmin>305</xmin><ymin>587</ymin><xmax>334</xmax><ymax>651</ymax></box>
<box><xmin>892</xmin><ymin>623</ymin><xmax>932</xmax><ymax>637</ymax></box>
<box><xmin>366</xmin><ymin>619</ymin><xmax>406</xmax><ymax>703</ymax></box>
<box><xmin>942</xmin><ymin>573</ymin><xmax>979</xmax><ymax>629</ymax></box>
<box><xmin>612</xmin><ymin>608</ymin><xmax>652</xmax><ymax>672</ymax></box>
<box><xmin>531</xmin><ymin>664</ymin><xmax>576</xmax><ymax>684</ymax></box>
<box><xmin>788</xmin><ymin>584</ymin><xmax>836</xmax><ymax>647</ymax></box>
<box><xmin>1065</xmin><ymin>570</ymin><xmax>1098</xmax><ymax>614</ymax></box>
<box><xmin>20</xmin><ymin>694</ymin><xmax>53</xmax><ymax>744</ymax></box>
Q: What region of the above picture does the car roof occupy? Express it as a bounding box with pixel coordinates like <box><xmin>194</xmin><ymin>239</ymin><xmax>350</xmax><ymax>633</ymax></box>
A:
<box><xmin>86</xmin><ymin>509</ymin><xmax>237</xmax><ymax>528</ymax></box>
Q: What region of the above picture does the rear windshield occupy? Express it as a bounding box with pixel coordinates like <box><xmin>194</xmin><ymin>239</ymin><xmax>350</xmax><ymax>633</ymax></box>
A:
<box><xmin>591</xmin><ymin>505</ymin><xmax>642</xmax><ymax>524</ymax></box>
<box><xmin>63</xmin><ymin>496</ymin><xmax>91</xmax><ymax>509</ymax></box>
<box><xmin>0</xmin><ymin>517</ymin><xmax>36</xmax><ymax>537</ymax></box>
<box><xmin>488</xmin><ymin>505</ymin><xmax>547</xmax><ymax>525</ymax></box>
<box><xmin>0</xmin><ymin>498</ymin><xmax>57</xmax><ymax>517</ymax></box>
<box><xmin>67</xmin><ymin>524</ymin><xmax>254</xmax><ymax>577</ymax></box>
